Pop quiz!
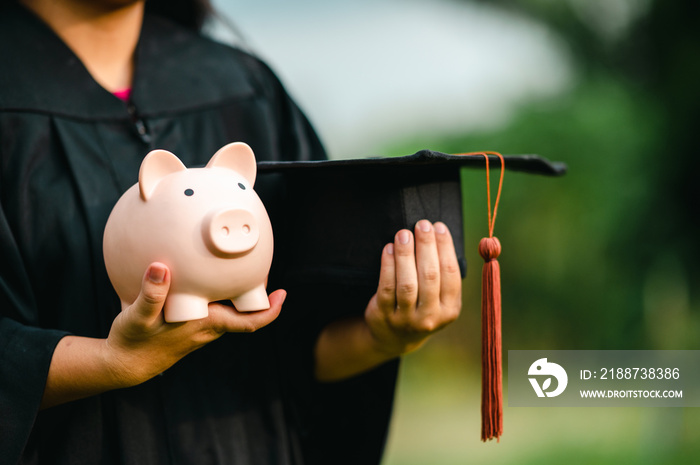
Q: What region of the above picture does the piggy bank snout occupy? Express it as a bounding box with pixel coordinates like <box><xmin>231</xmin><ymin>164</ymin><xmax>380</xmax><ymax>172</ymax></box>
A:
<box><xmin>203</xmin><ymin>208</ymin><xmax>260</xmax><ymax>255</ymax></box>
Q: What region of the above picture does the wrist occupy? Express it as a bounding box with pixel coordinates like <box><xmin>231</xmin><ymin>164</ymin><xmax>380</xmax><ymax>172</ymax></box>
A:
<box><xmin>365</xmin><ymin>323</ymin><xmax>428</xmax><ymax>360</ymax></box>
<box><xmin>101</xmin><ymin>338</ymin><xmax>153</xmax><ymax>388</ymax></box>
<box><xmin>364</xmin><ymin>325</ymin><xmax>402</xmax><ymax>360</ymax></box>
<box><xmin>41</xmin><ymin>335</ymin><xmax>150</xmax><ymax>409</ymax></box>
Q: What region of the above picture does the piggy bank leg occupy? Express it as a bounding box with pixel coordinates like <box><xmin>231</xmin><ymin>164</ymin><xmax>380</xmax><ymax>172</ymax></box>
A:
<box><xmin>231</xmin><ymin>284</ymin><xmax>270</xmax><ymax>312</ymax></box>
<box><xmin>164</xmin><ymin>294</ymin><xmax>210</xmax><ymax>322</ymax></box>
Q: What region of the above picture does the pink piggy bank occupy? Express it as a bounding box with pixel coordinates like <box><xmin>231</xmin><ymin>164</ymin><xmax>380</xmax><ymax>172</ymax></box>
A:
<box><xmin>103</xmin><ymin>142</ymin><xmax>273</xmax><ymax>322</ymax></box>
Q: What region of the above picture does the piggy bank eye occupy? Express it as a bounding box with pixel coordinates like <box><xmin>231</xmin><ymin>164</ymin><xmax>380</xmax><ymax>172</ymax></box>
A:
<box><xmin>237</xmin><ymin>183</ymin><xmax>246</xmax><ymax>190</ymax></box>
<box><xmin>184</xmin><ymin>189</ymin><xmax>194</xmax><ymax>196</ymax></box>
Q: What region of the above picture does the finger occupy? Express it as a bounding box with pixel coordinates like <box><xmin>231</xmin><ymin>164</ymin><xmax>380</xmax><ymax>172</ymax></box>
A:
<box><xmin>434</xmin><ymin>222</ymin><xmax>463</xmax><ymax>308</ymax></box>
<box><xmin>393</xmin><ymin>228</ymin><xmax>418</xmax><ymax>313</ymax></box>
<box><xmin>375</xmin><ymin>243</ymin><xmax>397</xmax><ymax>315</ymax></box>
<box><xmin>130</xmin><ymin>262</ymin><xmax>170</xmax><ymax>323</ymax></box>
<box><xmin>414</xmin><ymin>220</ymin><xmax>441</xmax><ymax>311</ymax></box>
<box><xmin>211</xmin><ymin>289</ymin><xmax>286</xmax><ymax>333</ymax></box>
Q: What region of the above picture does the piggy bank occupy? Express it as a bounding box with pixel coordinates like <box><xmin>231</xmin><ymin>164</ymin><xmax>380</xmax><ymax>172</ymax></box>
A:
<box><xmin>103</xmin><ymin>142</ymin><xmax>274</xmax><ymax>322</ymax></box>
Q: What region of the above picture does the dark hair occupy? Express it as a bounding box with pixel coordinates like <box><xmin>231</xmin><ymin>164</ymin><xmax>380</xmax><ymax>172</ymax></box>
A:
<box><xmin>0</xmin><ymin>0</ymin><xmax>214</xmax><ymax>32</ymax></box>
<box><xmin>145</xmin><ymin>0</ymin><xmax>214</xmax><ymax>31</ymax></box>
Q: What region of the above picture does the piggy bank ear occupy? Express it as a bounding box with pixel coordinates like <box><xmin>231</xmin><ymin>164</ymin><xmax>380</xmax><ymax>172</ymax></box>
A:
<box><xmin>206</xmin><ymin>142</ymin><xmax>257</xmax><ymax>185</ymax></box>
<box><xmin>139</xmin><ymin>149</ymin><xmax>187</xmax><ymax>201</ymax></box>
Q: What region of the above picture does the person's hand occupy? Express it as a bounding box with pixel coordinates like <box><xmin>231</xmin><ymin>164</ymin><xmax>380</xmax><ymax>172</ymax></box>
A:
<box><xmin>105</xmin><ymin>262</ymin><xmax>285</xmax><ymax>386</ymax></box>
<box><xmin>364</xmin><ymin>220</ymin><xmax>462</xmax><ymax>357</ymax></box>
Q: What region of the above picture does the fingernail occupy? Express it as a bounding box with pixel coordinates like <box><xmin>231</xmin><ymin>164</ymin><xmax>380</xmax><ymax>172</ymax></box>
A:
<box><xmin>435</xmin><ymin>222</ymin><xmax>447</xmax><ymax>234</ymax></box>
<box><xmin>398</xmin><ymin>230</ymin><xmax>410</xmax><ymax>244</ymax></box>
<box><xmin>148</xmin><ymin>265</ymin><xmax>165</xmax><ymax>284</ymax></box>
<box><xmin>418</xmin><ymin>220</ymin><xmax>432</xmax><ymax>232</ymax></box>
<box><xmin>386</xmin><ymin>243</ymin><xmax>394</xmax><ymax>255</ymax></box>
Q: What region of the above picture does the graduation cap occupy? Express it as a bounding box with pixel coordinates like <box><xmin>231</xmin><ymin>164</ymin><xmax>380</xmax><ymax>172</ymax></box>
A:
<box><xmin>259</xmin><ymin>150</ymin><xmax>563</xmax><ymax>283</ymax></box>
<box><xmin>256</xmin><ymin>149</ymin><xmax>565</xmax><ymax>454</ymax></box>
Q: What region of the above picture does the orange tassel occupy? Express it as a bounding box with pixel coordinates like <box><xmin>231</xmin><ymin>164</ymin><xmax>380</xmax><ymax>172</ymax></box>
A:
<box><xmin>458</xmin><ymin>151</ymin><xmax>505</xmax><ymax>442</ymax></box>
<box><xmin>479</xmin><ymin>236</ymin><xmax>502</xmax><ymax>441</ymax></box>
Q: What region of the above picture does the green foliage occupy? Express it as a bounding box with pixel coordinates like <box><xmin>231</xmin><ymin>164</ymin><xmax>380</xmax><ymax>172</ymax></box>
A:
<box><xmin>384</xmin><ymin>352</ymin><xmax>700</xmax><ymax>465</ymax></box>
<box><xmin>383</xmin><ymin>1</ymin><xmax>700</xmax><ymax>463</ymax></box>
<box><xmin>385</xmin><ymin>71</ymin><xmax>696</xmax><ymax>349</ymax></box>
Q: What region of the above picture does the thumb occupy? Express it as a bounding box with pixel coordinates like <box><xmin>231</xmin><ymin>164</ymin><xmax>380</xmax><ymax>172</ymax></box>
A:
<box><xmin>130</xmin><ymin>262</ymin><xmax>170</xmax><ymax>321</ymax></box>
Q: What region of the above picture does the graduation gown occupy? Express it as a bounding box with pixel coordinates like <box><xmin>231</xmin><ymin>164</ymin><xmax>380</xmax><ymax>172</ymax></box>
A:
<box><xmin>0</xmin><ymin>5</ymin><xmax>397</xmax><ymax>464</ymax></box>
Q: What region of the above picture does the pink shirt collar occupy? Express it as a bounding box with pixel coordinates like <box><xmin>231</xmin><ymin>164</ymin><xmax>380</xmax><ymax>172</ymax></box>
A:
<box><xmin>113</xmin><ymin>88</ymin><xmax>132</xmax><ymax>101</ymax></box>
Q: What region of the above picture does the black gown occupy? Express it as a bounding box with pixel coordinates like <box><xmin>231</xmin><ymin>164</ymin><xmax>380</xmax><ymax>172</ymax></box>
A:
<box><xmin>0</xmin><ymin>4</ymin><xmax>397</xmax><ymax>465</ymax></box>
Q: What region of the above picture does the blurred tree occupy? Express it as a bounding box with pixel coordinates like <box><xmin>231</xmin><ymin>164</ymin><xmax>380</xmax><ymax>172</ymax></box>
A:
<box><xmin>468</xmin><ymin>0</ymin><xmax>700</xmax><ymax>278</ymax></box>
<box><xmin>383</xmin><ymin>4</ymin><xmax>700</xmax><ymax>463</ymax></box>
<box><xmin>391</xmin><ymin>0</ymin><xmax>700</xmax><ymax>349</ymax></box>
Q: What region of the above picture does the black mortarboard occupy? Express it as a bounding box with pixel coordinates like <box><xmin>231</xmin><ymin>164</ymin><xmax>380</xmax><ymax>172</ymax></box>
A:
<box><xmin>259</xmin><ymin>150</ymin><xmax>564</xmax><ymax>285</ymax></box>
<box><xmin>255</xmin><ymin>149</ymin><xmax>565</xmax><ymax>462</ymax></box>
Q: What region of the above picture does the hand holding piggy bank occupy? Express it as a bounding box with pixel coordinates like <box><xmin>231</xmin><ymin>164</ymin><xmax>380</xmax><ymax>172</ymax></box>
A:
<box><xmin>103</xmin><ymin>142</ymin><xmax>274</xmax><ymax>322</ymax></box>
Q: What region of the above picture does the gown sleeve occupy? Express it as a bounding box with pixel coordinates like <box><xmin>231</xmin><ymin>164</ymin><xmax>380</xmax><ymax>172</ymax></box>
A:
<box><xmin>0</xmin><ymin>201</ymin><xmax>69</xmax><ymax>463</ymax></box>
<box><xmin>254</xmin><ymin>58</ymin><xmax>400</xmax><ymax>465</ymax></box>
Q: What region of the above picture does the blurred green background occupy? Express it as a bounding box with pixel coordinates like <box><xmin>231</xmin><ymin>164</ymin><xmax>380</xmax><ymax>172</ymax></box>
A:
<box><xmin>380</xmin><ymin>0</ymin><xmax>700</xmax><ymax>463</ymax></box>
<box><xmin>217</xmin><ymin>0</ymin><xmax>699</xmax><ymax>462</ymax></box>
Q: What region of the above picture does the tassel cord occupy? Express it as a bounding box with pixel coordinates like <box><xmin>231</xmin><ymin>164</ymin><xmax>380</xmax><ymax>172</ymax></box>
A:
<box><xmin>458</xmin><ymin>151</ymin><xmax>505</xmax><ymax>442</ymax></box>
<box><xmin>458</xmin><ymin>151</ymin><xmax>505</xmax><ymax>238</ymax></box>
